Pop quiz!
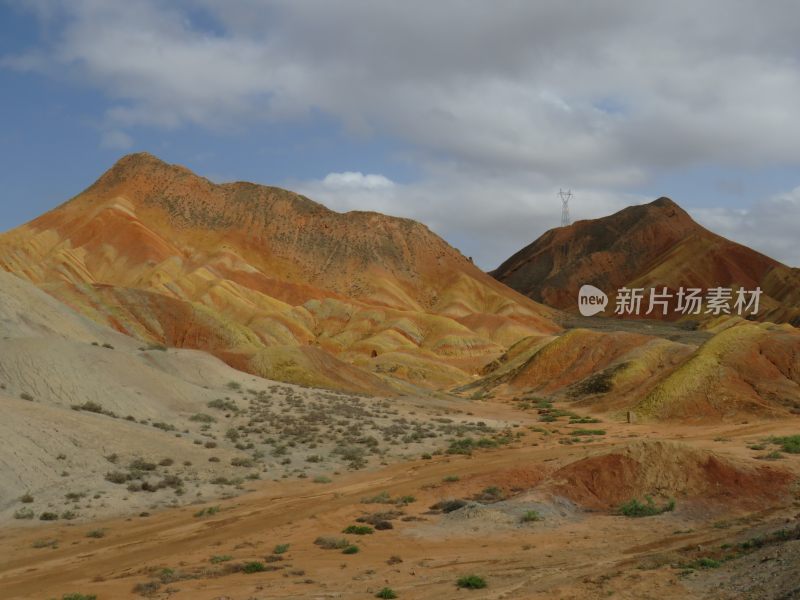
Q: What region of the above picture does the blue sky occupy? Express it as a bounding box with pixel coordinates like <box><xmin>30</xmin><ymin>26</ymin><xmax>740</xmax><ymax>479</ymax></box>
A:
<box><xmin>2</xmin><ymin>1</ymin><xmax>800</xmax><ymax>269</ymax></box>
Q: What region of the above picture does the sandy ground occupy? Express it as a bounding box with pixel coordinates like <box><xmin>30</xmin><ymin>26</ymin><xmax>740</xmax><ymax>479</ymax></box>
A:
<box><xmin>1</xmin><ymin>405</ymin><xmax>798</xmax><ymax>600</ymax></box>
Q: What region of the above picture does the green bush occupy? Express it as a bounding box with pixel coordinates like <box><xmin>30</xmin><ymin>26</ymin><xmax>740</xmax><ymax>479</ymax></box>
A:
<box><xmin>273</xmin><ymin>543</ymin><xmax>290</xmax><ymax>554</ymax></box>
<box><xmin>770</xmin><ymin>435</ymin><xmax>800</xmax><ymax>454</ymax></box>
<box><xmin>241</xmin><ymin>561</ymin><xmax>266</xmax><ymax>573</ymax></box>
<box><xmin>314</xmin><ymin>536</ymin><xmax>350</xmax><ymax>550</ymax></box>
<box><xmin>376</xmin><ymin>587</ymin><xmax>398</xmax><ymax>599</ymax></box>
<box><xmin>572</xmin><ymin>429</ymin><xmax>606</xmax><ymax>436</ymax></box>
<box><xmin>618</xmin><ymin>496</ymin><xmax>675</xmax><ymax>517</ymax></box>
<box><xmin>209</xmin><ymin>555</ymin><xmax>233</xmax><ymax>564</ymax></box>
<box><xmin>687</xmin><ymin>557</ymin><xmax>722</xmax><ymax>569</ymax></box>
<box><xmin>343</xmin><ymin>525</ymin><xmax>374</xmax><ymax>535</ymax></box>
<box><xmin>520</xmin><ymin>510</ymin><xmax>543</xmax><ymax>523</ymax></box>
<box><xmin>457</xmin><ymin>575</ymin><xmax>487</xmax><ymax>589</ymax></box>
<box><xmin>342</xmin><ymin>545</ymin><xmax>360</xmax><ymax>554</ymax></box>
<box><xmin>62</xmin><ymin>594</ymin><xmax>97</xmax><ymax>600</ymax></box>
<box><xmin>189</xmin><ymin>413</ymin><xmax>216</xmax><ymax>423</ymax></box>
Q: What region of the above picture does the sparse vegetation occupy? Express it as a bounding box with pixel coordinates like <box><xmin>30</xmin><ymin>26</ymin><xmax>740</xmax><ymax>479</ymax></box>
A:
<box><xmin>343</xmin><ymin>525</ymin><xmax>374</xmax><ymax>535</ymax></box>
<box><xmin>314</xmin><ymin>536</ymin><xmax>350</xmax><ymax>550</ymax></box>
<box><xmin>273</xmin><ymin>543</ymin><xmax>290</xmax><ymax>554</ymax></box>
<box><xmin>376</xmin><ymin>587</ymin><xmax>398</xmax><ymax>598</ymax></box>
<box><xmin>521</xmin><ymin>510</ymin><xmax>543</xmax><ymax>523</ymax></box>
<box><xmin>86</xmin><ymin>529</ymin><xmax>105</xmax><ymax>539</ymax></box>
<box><xmin>342</xmin><ymin>545</ymin><xmax>360</xmax><ymax>554</ymax></box>
<box><xmin>430</xmin><ymin>499</ymin><xmax>468</xmax><ymax>513</ymax></box>
<box><xmin>769</xmin><ymin>435</ymin><xmax>800</xmax><ymax>454</ymax></box>
<box><xmin>572</xmin><ymin>429</ymin><xmax>606</xmax><ymax>436</ymax></box>
<box><xmin>241</xmin><ymin>561</ymin><xmax>267</xmax><ymax>573</ymax></box>
<box><xmin>194</xmin><ymin>506</ymin><xmax>221</xmax><ymax>517</ymax></box>
<box><xmin>457</xmin><ymin>575</ymin><xmax>487</xmax><ymax>589</ymax></box>
<box><xmin>209</xmin><ymin>554</ymin><xmax>233</xmax><ymax>563</ymax></box>
<box><xmin>618</xmin><ymin>496</ymin><xmax>675</xmax><ymax>517</ymax></box>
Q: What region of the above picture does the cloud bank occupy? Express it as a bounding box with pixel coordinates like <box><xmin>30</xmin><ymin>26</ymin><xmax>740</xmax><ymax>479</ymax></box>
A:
<box><xmin>5</xmin><ymin>0</ymin><xmax>800</xmax><ymax>267</ymax></box>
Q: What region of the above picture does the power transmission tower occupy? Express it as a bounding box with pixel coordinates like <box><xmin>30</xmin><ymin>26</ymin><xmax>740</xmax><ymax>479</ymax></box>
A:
<box><xmin>559</xmin><ymin>189</ymin><xmax>573</xmax><ymax>227</ymax></box>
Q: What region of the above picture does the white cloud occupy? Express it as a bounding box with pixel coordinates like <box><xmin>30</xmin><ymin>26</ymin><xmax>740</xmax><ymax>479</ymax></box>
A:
<box><xmin>297</xmin><ymin>168</ymin><xmax>642</xmax><ymax>270</ymax></box>
<box><xmin>100</xmin><ymin>129</ymin><xmax>133</xmax><ymax>150</ymax></box>
<box><xmin>7</xmin><ymin>1</ymin><xmax>800</xmax><ymax>180</ymax></box>
<box><xmin>321</xmin><ymin>172</ymin><xmax>394</xmax><ymax>190</ymax></box>
<box><xmin>691</xmin><ymin>187</ymin><xmax>800</xmax><ymax>267</ymax></box>
<box><xmin>4</xmin><ymin>1</ymin><xmax>800</xmax><ymax>266</ymax></box>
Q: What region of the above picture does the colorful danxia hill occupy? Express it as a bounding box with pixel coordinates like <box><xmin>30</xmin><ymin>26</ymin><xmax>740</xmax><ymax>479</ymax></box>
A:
<box><xmin>0</xmin><ymin>153</ymin><xmax>558</xmax><ymax>394</ymax></box>
<box><xmin>493</xmin><ymin>197</ymin><xmax>800</xmax><ymax>324</ymax></box>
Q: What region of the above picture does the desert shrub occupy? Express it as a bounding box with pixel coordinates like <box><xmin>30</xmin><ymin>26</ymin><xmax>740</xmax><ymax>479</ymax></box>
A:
<box><xmin>151</xmin><ymin>421</ymin><xmax>176</xmax><ymax>432</ymax></box>
<box><xmin>194</xmin><ymin>506</ymin><xmax>221</xmax><ymax>517</ymax></box>
<box><xmin>770</xmin><ymin>435</ymin><xmax>800</xmax><ymax>454</ymax></box>
<box><xmin>209</xmin><ymin>554</ymin><xmax>233</xmax><ymax>563</ymax></box>
<box><xmin>20</xmin><ymin>392</ymin><xmax>34</xmax><ymax>401</ymax></box>
<box><xmin>208</xmin><ymin>398</ymin><xmax>237</xmax><ymax>411</ymax></box>
<box><xmin>618</xmin><ymin>496</ymin><xmax>675</xmax><ymax>517</ymax></box>
<box><xmin>521</xmin><ymin>510</ymin><xmax>543</xmax><ymax>523</ymax></box>
<box><xmin>132</xmin><ymin>581</ymin><xmax>160</xmax><ymax>595</ymax></box>
<box><xmin>443</xmin><ymin>475</ymin><xmax>460</xmax><ymax>482</ymax></box>
<box><xmin>457</xmin><ymin>575</ymin><xmax>487</xmax><ymax>589</ymax></box>
<box><xmin>686</xmin><ymin>557</ymin><xmax>722</xmax><ymax>569</ymax></box>
<box><xmin>105</xmin><ymin>470</ymin><xmax>129</xmax><ymax>484</ymax></box>
<box><xmin>39</xmin><ymin>512</ymin><xmax>59</xmax><ymax>521</ymax></box>
<box><xmin>446</xmin><ymin>438</ymin><xmax>476</xmax><ymax>455</ymax></box>
<box><xmin>19</xmin><ymin>492</ymin><xmax>34</xmax><ymax>503</ymax></box>
<box><xmin>241</xmin><ymin>561</ymin><xmax>266</xmax><ymax>573</ymax></box>
<box><xmin>375</xmin><ymin>588</ymin><xmax>398</xmax><ymax>599</ymax></box>
<box><xmin>361</xmin><ymin>491</ymin><xmax>392</xmax><ymax>504</ymax></box>
<box><xmin>474</xmin><ymin>486</ymin><xmax>504</xmax><ymax>502</ymax></box>
<box><xmin>190</xmin><ymin>413</ymin><xmax>216</xmax><ymax>424</ymax></box>
<box><xmin>230</xmin><ymin>456</ymin><xmax>254</xmax><ymax>467</ymax></box>
<box><xmin>273</xmin><ymin>543</ymin><xmax>290</xmax><ymax>554</ymax></box>
<box><xmin>129</xmin><ymin>458</ymin><xmax>157</xmax><ymax>471</ymax></box>
<box><xmin>430</xmin><ymin>499</ymin><xmax>468</xmax><ymax>513</ymax></box>
<box><xmin>61</xmin><ymin>594</ymin><xmax>97</xmax><ymax>600</ymax></box>
<box><xmin>343</xmin><ymin>525</ymin><xmax>373</xmax><ymax>535</ymax></box>
<box><xmin>226</xmin><ymin>381</ymin><xmax>242</xmax><ymax>391</ymax></box>
<box><xmin>313</xmin><ymin>475</ymin><xmax>332</xmax><ymax>483</ymax></box>
<box><xmin>86</xmin><ymin>529</ymin><xmax>105</xmax><ymax>538</ymax></box>
<box><xmin>314</xmin><ymin>536</ymin><xmax>350</xmax><ymax>550</ymax></box>
<box><xmin>14</xmin><ymin>507</ymin><xmax>34</xmax><ymax>520</ymax></box>
<box><xmin>572</xmin><ymin>429</ymin><xmax>606</xmax><ymax>436</ymax></box>
<box><xmin>342</xmin><ymin>545</ymin><xmax>359</xmax><ymax>554</ymax></box>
